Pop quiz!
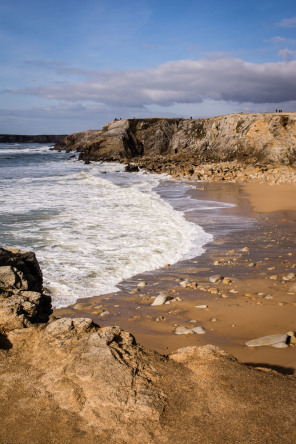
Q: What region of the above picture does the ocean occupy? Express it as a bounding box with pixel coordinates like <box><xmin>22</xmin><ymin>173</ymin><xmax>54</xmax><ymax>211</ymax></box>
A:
<box><xmin>0</xmin><ymin>143</ymin><xmax>235</xmax><ymax>308</ymax></box>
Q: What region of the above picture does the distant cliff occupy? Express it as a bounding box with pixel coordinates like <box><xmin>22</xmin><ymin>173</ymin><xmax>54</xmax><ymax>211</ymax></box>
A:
<box><xmin>54</xmin><ymin>113</ymin><xmax>296</xmax><ymax>167</ymax></box>
<box><xmin>0</xmin><ymin>134</ymin><xmax>67</xmax><ymax>144</ymax></box>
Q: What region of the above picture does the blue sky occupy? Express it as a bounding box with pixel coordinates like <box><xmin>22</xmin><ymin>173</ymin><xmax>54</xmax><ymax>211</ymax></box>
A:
<box><xmin>1</xmin><ymin>0</ymin><xmax>296</xmax><ymax>134</ymax></box>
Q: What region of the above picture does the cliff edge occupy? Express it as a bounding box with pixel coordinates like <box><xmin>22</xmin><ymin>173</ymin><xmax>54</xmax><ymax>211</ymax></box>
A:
<box><xmin>1</xmin><ymin>248</ymin><xmax>296</xmax><ymax>443</ymax></box>
<box><xmin>55</xmin><ymin>113</ymin><xmax>296</xmax><ymax>167</ymax></box>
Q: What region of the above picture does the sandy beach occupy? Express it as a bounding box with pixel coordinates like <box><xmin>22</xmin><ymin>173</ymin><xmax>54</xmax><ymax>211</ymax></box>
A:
<box><xmin>55</xmin><ymin>180</ymin><xmax>296</xmax><ymax>375</ymax></box>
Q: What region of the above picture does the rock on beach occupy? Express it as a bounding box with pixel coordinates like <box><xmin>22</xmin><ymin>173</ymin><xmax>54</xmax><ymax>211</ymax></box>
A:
<box><xmin>245</xmin><ymin>334</ymin><xmax>289</xmax><ymax>348</ymax></box>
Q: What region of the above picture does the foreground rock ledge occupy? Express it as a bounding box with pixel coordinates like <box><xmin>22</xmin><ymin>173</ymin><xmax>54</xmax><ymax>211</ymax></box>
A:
<box><xmin>1</xmin><ymin>249</ymin><xmax>296</xmax><ymax>443</ymax></box>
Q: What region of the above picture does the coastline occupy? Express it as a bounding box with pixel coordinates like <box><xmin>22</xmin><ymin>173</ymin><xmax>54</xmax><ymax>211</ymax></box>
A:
<box><xmin>54</xmin><ymin>179</ymin><xmax>296</xmax><ymax>374</ymax></box>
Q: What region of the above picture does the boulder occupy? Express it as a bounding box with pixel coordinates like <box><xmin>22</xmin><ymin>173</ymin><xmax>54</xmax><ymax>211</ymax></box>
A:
<box><xmin>0</xmin><ymin>248</ymin><xmax>52</xmax><ymax>330</ymax></box>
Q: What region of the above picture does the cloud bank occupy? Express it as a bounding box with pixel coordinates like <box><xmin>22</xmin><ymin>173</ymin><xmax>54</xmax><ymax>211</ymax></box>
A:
<box><xmin>8</xmin><ymin>58</ymin><xmax>296</xmax><ymax>108</ymax></box>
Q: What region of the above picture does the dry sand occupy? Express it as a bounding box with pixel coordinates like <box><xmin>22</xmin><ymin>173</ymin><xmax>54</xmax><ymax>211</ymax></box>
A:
<box><xmin>243</xmin><ymin>182</ymin><xmax>296</xmax><ymax>213</ymax></box>
<box><xmin>55</xmin><ymin>181</ymin><xmax>296</xmax><ymax>375</ymax></box>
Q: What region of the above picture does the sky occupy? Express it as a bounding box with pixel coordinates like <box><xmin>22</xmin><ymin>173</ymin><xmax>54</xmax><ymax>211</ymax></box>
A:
<box><xmin>1</xmin><ymin>0</ymin><xmax>296</xmax><ymax>134</ymax></box>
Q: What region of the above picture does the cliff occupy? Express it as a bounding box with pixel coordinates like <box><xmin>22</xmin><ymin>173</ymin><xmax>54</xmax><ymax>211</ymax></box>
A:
<box><xmin>54</xmin><ymin>113</ymin><xmax>296</xmax><ymax>167</ymax></box>
<box><xmin>1</xmin><ymin>248</ymin><xmax>296</xmax><ymax>443</ymax></box>
<box><xmin>0</xmin><ymin>134</ymin><xmax>67</xmax><ymax>144</ymax></box>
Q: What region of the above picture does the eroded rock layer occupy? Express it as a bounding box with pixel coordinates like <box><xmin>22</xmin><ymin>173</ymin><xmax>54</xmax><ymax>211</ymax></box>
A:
<box><xmin>55</xmin><ymin>113</ymin><xmax>296</xmax><ymax>167</ymax></box>
<box><xmin>1</xmin><ymin>248</ymin><xmax>296</xmax><ymax>443</ymax></box>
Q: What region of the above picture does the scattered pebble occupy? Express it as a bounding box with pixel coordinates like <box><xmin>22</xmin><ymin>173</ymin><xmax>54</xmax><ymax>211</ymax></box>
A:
<box><xmin>174</xmin><ymin>326</ymin><xmax>194</xmax><ymax>335</ymax></box>
<box><xmin>283</xmin><ymin>273</ymin><xmax>295</xmax><ymax>281</ymax></box>
<box><xmin>179</xmin><ymin>280</ymin><xmax>190</xmax><ymax>288</ymax></box>
<box><xmin>195</xmin><ymin>304</ymin><xmax>208</xmax><ymax>309</ymax></box>
<box><xmin>269</xmin><ymin>275</ymin><xmax>278</xmax><ymax>280</ymax></box>
<box><xmin>210</xmin><ymin>318</ymin><xmax>217</xmax><ymax>322</ymax></box>
<box><xmin>209</xmin><ymin>275</ymin><xmax>224</xmax><ymax>283</ymax></box>
<box><xmin>137</xmin><ymin>281</ymin><xmax>147</xmax><ymax>287</ymax></box>
<box><xmin>222</xmin><ymin>278</ymin><xmax>232</xmax><ymax>284</ymax></box>
<box><xmin>156</xmin><ymin>316</ymin><xmax>165</xmax><ymax>322</ymax></box>
<box><xmin>191</xmin><ymin>326</ymin><xmax>207</xmax><ymax>335</ymax></box>
<box><xmin>151</xmin><ymin>294</ymin><xmax>171</xmax><ymax>306</ymax></box>
<box><xmin>174</xmin><ymin>325</ymin><xmax>207</xmax><ymax>335</ymax></box>
<box><xmin>100</xmin><ymin>311</ymin><xmax>110</xmax><ymax>317</ymax></box>
<box><xmin>73</xmin><ymin>303</ymin><xmax>88</xmax><ymax>310</ymax></box>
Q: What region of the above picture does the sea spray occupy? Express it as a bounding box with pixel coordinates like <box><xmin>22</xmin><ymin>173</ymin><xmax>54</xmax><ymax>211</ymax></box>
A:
<box><xmin>0</xmin><ymin>143</ymin><xmax>218</xmax><ymax>308</ymax></box>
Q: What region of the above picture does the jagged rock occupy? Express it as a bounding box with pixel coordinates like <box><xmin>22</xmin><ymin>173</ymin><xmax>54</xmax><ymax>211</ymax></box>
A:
<box><xmin>0</xmin><ymin>248</ymin><xmax>51</xmax><ymax>331</ymax></box>
<box><xmin>54</xmin><ymin>114</ymin><xmax>296</xmax><ymax>169</ymax></box>
<box><xmin>1</xmin><ymin>250</ymin><xmax>296</xmax><ymax>443</ymax></box>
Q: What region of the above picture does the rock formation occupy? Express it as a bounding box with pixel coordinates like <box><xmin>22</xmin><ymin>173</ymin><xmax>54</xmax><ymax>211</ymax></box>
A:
<box><xmin>54</xmin><ymin>113</ymin><xmax>296</xmax><ymax>167</ymax></box>
<box><xmin>1</xmin><ymin>248</ymin><xmax>296</xmax><ymax>443</ymax></box>
<box><xmin>0</xmin><ymin>134</ymin><xmax>67</xmax><ymax>144</ymax></box>
<box><xmin>0</xmin><ymin>248</ymin><xmax>52</xmax><ymax>331</ymax></box>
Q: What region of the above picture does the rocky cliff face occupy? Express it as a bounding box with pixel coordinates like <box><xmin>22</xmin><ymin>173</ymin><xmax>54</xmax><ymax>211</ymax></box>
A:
<box><xmin>1</xmin><ymin>248</ymin><xmax>296</xmax><ymax>443</ymax></box>
<box><xmin>55</xmin><ymin>113</ymin><xmax>296</xmax><ymax>166</ymax></box>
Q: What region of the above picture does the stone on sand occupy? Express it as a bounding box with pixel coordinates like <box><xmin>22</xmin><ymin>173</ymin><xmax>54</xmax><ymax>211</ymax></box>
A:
<box><xmin>174</xmin><ymin>326</ymin><xmax>194</xmax><ymax>335</ymax></box>
<box><xmin>245</xmin><ymin>334</ymin><xmax>289</xmax><ymax>348</ymax></box>
<box><xmin>151</xmin><ymin>294</ymin><xmax>170</xmax><ymax>306</ymax></box>
<box><xmin>209</xmin><ymin>275</ymin><xmax>224</xmax><ymax>283</ymax></box>
<box><xmin>192</xmin><ymin>326</ymin><xmax>207</xmax><ymax>334</ymax></box>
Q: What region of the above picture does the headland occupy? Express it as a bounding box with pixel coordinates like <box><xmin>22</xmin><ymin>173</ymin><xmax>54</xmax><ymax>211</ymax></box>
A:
<box><xmin>1</xmin><ymin>112</ymin><xmax>296</xmax><ymax>442</ymax></box>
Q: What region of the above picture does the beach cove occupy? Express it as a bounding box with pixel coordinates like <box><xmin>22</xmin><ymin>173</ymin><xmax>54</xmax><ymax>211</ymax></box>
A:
<box><xmin>55</xmin><ymin>179</ymin><xmax>296</xmax><ymax>374</ymax></box>
<box><xmin>1</xmin><ymin>114</ymin><xmax>296</xmax><ymax>443</ymax></box>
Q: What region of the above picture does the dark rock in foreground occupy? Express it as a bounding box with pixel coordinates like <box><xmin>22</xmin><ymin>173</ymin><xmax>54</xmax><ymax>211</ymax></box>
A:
<box><xmin>0</xmin><ymin>248</ymin><xmax>52</xmax><ymax>330</ymax></box>
<box><xmin>0</xmin><ymin>248</ymin><xmax>296</xmax><ymax>443</ymax></box>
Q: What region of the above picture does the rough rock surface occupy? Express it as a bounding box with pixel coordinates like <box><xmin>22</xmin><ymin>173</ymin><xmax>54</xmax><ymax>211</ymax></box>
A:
<box><xmin>0</xmin><ymin>248</ymin><xmax>52</xmax><ymax>331</ymax></box>
<box><xmin>54</xmin><ymin>113</ymin><xmax>296</xmax><ymax>168</ymax></box>
<box><xmin>1</xmin><ymin>249</ymin><xmax>296</xmax><ymax>443</ymax></box>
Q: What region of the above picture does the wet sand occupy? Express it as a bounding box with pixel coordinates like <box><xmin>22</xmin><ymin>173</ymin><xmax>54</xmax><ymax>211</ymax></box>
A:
<box><xmin>55</xmin><ymin>181</ymin><xmax>296</xmax><ymax>375</ymax></box>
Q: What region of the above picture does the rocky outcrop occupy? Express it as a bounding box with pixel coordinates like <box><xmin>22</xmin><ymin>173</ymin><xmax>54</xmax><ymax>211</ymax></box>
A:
<box><xmin>54</xmin><ymin>129</ymin><xmax>102</xmax><ymax>152</ymax></box>
<box><xmin>0</xmin><ymin>134</ymin><xmax>67</xmax><ymax>144</ymax></box>
<box><xmin>0</xmin><ymin>248</ymin><xmax>52</xmax><ymax>331</ymax></box>
<box><xmin>1</xmin><ymin>248</ymin><xmax>296</xmax><ymax>443</ymax></box>
<box><xmin>54</xmin><ymin>113</ymin><xmax>296</xmax><ymax>167</ymax></box>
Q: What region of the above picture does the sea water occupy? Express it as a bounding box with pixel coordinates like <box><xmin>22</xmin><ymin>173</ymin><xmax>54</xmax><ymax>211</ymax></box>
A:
<box><xmin>0</xmin><ymin>143</ymin><xmax>229</xmax><ymax>308</ymax></box>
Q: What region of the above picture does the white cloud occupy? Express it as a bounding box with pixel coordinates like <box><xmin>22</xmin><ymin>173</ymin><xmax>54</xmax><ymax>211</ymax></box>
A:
<box><xmin>277</xmin><ymin>17</ymin><xmax>296</xmax><ymax>28</ymax></box>
<box><xmin>8</xmin><ymin>57</ymin><xmax>296</xmax><ymax>107</ymax></box>
<box><xmin>278</xmin><ymin>48</ymin><xmax>296</xmax><ymax>61</ymax></box>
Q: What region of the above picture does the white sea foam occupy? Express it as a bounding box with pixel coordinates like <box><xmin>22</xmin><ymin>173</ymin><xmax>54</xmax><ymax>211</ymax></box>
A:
<box><xmin>0</xmin><ymin>147</ymin><xmax>214</xmax><ymax>308</ymax></box>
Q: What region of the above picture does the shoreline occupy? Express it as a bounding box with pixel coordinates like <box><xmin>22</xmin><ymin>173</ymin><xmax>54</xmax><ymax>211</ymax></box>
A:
<box><xmin>55</xmin><ymin>179</ymin><xmax>296</xmax><ymax>374</ymax></box>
